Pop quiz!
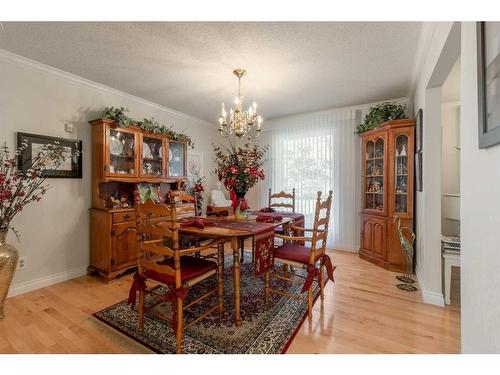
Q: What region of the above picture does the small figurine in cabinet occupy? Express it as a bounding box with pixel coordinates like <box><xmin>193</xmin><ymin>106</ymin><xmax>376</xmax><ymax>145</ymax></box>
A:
<box><xmin>110</xmin><ymin>191</ymin><xmax>130</xmax><ymax>208</ymax></box>
<box><xmin>168</xmin><ymin>180</ymin><xmax>194</xmax><ymax>204</ymax></box>
<box><xmin>396</xmin><ymin>178</ymin><xmax>407</xmax><ymax>194</ymax></box>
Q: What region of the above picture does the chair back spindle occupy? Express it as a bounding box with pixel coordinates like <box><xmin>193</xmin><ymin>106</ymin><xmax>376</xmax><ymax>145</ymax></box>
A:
<box><xmin>135</xmin><ymin>199</ymin><xmax>182</xmax><ymax>288</ymax></box>
<box><xmin>268</xmin><ymin>188</ymin><xmax>296</xmax><ymax>213</ymax></box>
<box><xmin>309</xmin><ymin>191</ymin><xmax>333</xmax><ymax>264</ymax></box>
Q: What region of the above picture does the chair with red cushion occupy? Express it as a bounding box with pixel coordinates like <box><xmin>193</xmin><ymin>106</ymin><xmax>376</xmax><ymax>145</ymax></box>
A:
<box><xmin>129</xmin><ymin>199</ymin><xmax>225</xmax><ymax>354</ymax></box>
<box><xmin>264</xmin><ymin>191</ymin><xmax>335</xmax><ymax>320</ymax></box>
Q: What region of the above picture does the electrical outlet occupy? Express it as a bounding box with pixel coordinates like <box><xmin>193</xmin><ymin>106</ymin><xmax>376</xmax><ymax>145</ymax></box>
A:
<box><xmin>17</xmin><ymin>256</ymin><xmax>27</xmax><ymax>271</ymax></box>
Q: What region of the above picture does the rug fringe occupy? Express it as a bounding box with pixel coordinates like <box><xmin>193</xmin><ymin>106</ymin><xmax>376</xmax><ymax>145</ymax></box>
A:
<box><xmin>86</xmin><ymin>316</ymin><xmax>153</xmax><ymax>354</ymax></box>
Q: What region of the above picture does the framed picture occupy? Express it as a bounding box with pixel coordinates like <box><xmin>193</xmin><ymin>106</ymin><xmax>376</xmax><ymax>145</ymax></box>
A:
<box><xmin>415</xmin><ymin>150</ymin><xmax>423</xmax><ymax>192</ymax></box>
<box><xmin>415</xmin><ymin>108</ymin><xmax>423</xmax><ymax>152</ymax></box>
<box><xmin>17</xmin><ymin>132</ymin><xmax>82</xmax><ymax>178</ymax></box>
<box><xmin>477</xmin><ymin>22</ymin><xmax>500</xmax><ymax>149</ymax></box>
<box><xmin>187</xmin><ymin>151</ymin><xmax>203</xmax><ymax>178</ymax></box>
<box><xmin>136</xmin><ymin>183</ymin><xmax>160</xmax><ymax>203</ymax></box>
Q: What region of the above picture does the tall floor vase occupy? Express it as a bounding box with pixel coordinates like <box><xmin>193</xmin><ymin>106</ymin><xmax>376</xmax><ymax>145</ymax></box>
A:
<box><xmin>0</xmin><ymin>228</ymin><xmax>18</xmax><ymax>319</ymax></box>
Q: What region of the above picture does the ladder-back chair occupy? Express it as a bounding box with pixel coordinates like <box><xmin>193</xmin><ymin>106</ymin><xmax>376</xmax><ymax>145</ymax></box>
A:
<box><xmin>129</xmin><ymin>199</ymin><xmax>225</xmax><ymax>353</ymax></box>
<box><xmin>264</xmin><ymin>191</ymin><xmax>335</xmax><ymax>319</ymax></box>
<box><xmin>268</xmin><ymin>188</ymin><xmax>296</xmax><ymax>213</ymax></box>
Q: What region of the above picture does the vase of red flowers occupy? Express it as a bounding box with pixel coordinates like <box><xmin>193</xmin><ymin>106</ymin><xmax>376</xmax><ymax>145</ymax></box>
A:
<box><xmin>213</xmin><ymin>141</ymin><xmax>267</xmax><ymax>220</ymax></box>
<box><xmin>186</xmin><ymin>165</ymin><xmax>206</xmax><ymax>216</ymax></box>
<box><xmin>0</xmin><ymin>141</ymin><xmax>76</xmax><ymax>319</ymax></box>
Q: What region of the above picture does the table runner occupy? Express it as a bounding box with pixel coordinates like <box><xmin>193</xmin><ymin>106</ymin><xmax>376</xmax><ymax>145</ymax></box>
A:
<box><xmin>211</xmin><ymin>220</ymin><xmax>275</xmax><ymax>275</ymax></box>
<box><xmin>250</xmin><ymin>211</ymin><xmax>305</xmax><ymax>244</ymax></box>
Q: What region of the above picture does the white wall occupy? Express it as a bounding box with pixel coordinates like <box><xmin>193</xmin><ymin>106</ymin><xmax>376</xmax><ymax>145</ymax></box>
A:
<box><xmin>460</xmin><ymin>22</ymin><xmax>500</xmax><ymax>353</ymax></box>
<box><xmin>441</xmin><ymin>101</ymin><xmax>460</xmax><ymax>235</ymax></box>
<box><xmin>412</xmin><ymin>21</ymin><xmax>500</xmax><ymax>352</ymax></box>
<box><xmin>0</xmin><ymin>50</ymin><xmax>219</xmax><ymax>297</ymax></box>
<box><xmin>411</xmin><ymin>22</ymin><xmax>457</xmax><ymax>306</ymax></box>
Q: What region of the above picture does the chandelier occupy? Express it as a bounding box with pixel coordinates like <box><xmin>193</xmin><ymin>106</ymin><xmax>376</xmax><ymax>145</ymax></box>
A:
<box><xmin>217</xmin><ymin>68</ymin><xmax>263</xmax><ymax>138</ymax></box>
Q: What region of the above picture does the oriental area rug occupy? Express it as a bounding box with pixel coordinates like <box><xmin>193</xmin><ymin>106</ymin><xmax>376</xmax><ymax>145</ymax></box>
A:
<box><xmin>93</xmin><ymin>253</ymin><xmax>320</xmax><ymax>354</ymax></box>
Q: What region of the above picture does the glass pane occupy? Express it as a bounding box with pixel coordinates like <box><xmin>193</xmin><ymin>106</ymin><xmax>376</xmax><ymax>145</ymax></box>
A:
<box><xmin>169</xmin><ymin>142</ymin><xmax>185</xmax><ymax>177</ymax></box>
<box><xmin>365</xmin><ymin>192</ymin><xmax>374</xmax><ymax>210</ymax></box>
<box><xmin>366</xmin><ymin>141</ymin><xmax>375</xmax><ymax>159</ymax></box>
<box><xmin>142</xmin><ymin>137</ymin><xmax>163</xmax><ymax>176</ymax></box>
<box><xmin>375</xmin><ymin>138</ymin><xmax>384</xmax><ymax>158</ymax></box>
<box><xmin>395</xmin><ymin>135</ymin><xmax>409</xmax><ymax>213</ymax></box>
<box><xmin>365</xmin><ymin>139</ymin><xmax>384</xmax><ymax>211</ymax></box>
<box><xmin>109</xmin><ymin>129</ymin><xmax>135</xmax><ymax>174</ymax></box>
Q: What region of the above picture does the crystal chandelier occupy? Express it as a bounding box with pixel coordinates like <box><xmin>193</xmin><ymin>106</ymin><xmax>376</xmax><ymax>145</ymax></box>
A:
<box><xmin>217</xmin><ymin>68</ymin><xmax>263</xmax><ymax>138</ymax></box>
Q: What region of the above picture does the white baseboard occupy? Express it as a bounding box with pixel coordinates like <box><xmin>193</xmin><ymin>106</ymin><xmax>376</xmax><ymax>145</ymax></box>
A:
<box><xmin>7</xmin><ymin>266</ymin><xmax>88</xmax><ymax>298</ymax></box>
<box><xmin>416</xmin><ymin>268</ymin><xmax>445</xmax><ymax>307</ymax></box>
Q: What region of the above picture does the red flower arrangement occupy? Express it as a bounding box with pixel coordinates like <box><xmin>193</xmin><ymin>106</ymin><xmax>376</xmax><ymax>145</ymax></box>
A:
<box><xmin>0</xmin><ymin>141</ymin><xmax>78</xmax><ymax>237</ymax></box>
<box><xmin>186</xmin><ymin>163</ymin><xmax>206</xmax><ymax>216</ymax></box>
<box><xmin>213</xmin><ymin>141</ymin><xmax>267</xmax><ymax>215</ymax></box>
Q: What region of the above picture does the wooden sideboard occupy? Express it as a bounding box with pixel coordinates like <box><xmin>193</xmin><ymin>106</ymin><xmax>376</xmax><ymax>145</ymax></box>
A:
<box><xmin>88</xmin><ymin>119</ymin><xmax>193</xmax><ymax>282</ymax></box>
<box><xmin>358</xmin><ymin>119</ymin><xmax>415</xmax><ymax>272</ymax></box>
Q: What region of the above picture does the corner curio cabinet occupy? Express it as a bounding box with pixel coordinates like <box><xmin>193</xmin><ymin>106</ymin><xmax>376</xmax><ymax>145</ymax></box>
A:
<box><xmin>358</xmin><ymin>119</ymin><xmax>415</xmax><ymax>272</ymax></box>
<box><xmin>88</xmin><ymin>119</ymin><xmax>190</xmax><ymax>282</ymax></box>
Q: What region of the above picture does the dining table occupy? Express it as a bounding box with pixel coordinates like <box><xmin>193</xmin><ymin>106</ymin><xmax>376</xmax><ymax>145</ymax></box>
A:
<box><xmin>177</xmin><ymin>215</ymin><xmax>294</xmax><ymax>327</ymax></box>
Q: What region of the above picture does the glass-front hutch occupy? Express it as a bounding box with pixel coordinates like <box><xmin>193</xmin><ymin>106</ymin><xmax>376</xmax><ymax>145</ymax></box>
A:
<box><xmin>88</xmin><ymin>118</ymin><xmax>189</xmax><ymax>282</ymax></box>
<box><xmin>359</xmin><ymin>119</ymin><xmax>415</xmax><ymax>272</ymax></box>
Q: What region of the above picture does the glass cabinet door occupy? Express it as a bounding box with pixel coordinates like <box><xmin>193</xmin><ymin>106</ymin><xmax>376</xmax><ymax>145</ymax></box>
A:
<box><xmin>168</xmin><ymin>141</ymin><xmax>186</xmax><ymax>177</ymax></box>
<box><xmin>364</xmin><ymin>137</ymin><xmax>385</xmax><ymax>212</ymax></box>
<box><xmin>141</xmin><ymin>136</ymin><xmax>164</xmax><ymax>177</ymax></box>
<box><xmin>107</xmin><ymin>128</ymin><xmax>137</xmax><ymax>176</ymax></box>
<box><xmin>394</xmin><ymin>135</ymin><xmax>409</xmax><ymax>213</ymax></box>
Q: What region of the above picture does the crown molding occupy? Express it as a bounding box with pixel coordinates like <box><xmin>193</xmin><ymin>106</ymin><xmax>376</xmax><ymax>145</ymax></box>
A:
<box><xmin>266</xmin><ymin>96</ymin><xmax>409</xmax><ymax>124</ymax></box>
<box><xmin>0</xmin><ymin>48</ymin><xmax>216</xmax><ymax>128</ymax></box>
<box><xmin>408</xmin><ymin>22</ymin><xmax>438</xmax><ymax>103</ymax></box>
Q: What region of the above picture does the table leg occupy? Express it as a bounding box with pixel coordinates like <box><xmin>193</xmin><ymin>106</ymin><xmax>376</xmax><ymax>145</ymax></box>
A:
<box><xmin>232</xmin><ymin>237</ymin><xmax>242</xmax><ymax>326</ymax></box>
<box><xmin>240</xmin><ymin>238</ymin><xmax>245</xmax><ymax>263</ymax></box>
<box><xmin>444</xmin><ymin>256</ymin><xmax>452</xmax><ymax>305</ymax></box>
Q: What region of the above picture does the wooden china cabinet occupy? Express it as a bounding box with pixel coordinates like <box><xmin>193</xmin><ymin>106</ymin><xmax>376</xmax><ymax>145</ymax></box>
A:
<box><xmin>88</xmin><ymin>119</ymin><xmax>193</xmax><ymax>282</ymax></box>
<box><xmin>358</xmin><ymin>119</ymin><xmax>415</xmax><ymax>272</ymax></box>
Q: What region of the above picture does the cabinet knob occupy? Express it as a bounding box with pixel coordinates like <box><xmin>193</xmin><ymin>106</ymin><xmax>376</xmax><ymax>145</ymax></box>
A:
<box><xmin>123</xmin><ymin>214</ymin><xmax>130</xmax><ymax>220</ymax></box>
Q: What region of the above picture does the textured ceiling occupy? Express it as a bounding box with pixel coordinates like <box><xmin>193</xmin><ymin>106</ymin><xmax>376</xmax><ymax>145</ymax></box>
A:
<box><xmin>0</xmin><ymin>22</ymin><xmax>421</xmax><ymax>122</ymax></box>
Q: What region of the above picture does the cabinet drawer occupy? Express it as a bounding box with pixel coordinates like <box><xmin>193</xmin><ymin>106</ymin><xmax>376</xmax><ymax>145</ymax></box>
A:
<box><xmin>112</xmin><ymin>211</ymin><xmax>136</xmax><ymax>223</ymax></box>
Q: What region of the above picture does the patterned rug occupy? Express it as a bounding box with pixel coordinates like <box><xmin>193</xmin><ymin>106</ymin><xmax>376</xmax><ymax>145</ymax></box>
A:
<box><xmin>93</xmin><ymin>253</ymin><xmax>320</xmax><ymax>353</ymax></box>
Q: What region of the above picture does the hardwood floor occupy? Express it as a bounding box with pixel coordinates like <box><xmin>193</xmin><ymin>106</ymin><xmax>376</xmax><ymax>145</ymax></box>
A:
<box><xmin>0</xmin><ymin>250</ymin><xmax>460</xmax><ymax>353</ymax></box>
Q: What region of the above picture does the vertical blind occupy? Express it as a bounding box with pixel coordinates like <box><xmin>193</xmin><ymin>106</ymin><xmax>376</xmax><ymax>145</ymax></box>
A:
<box><xmin>259</xmin><ymin>108</ymin><xmax>363</xmax><ymax>250</ymax></box>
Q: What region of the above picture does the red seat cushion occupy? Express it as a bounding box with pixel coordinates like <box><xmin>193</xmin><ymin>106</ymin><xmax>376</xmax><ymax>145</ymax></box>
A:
<box><xmin>144</xmin><ymin>256</ymin><xmax>217</xmax><ymax>286</ymax></box>
<box><xmin>274</xmin><ymin>242</ymin><xmax>321</xmax><ymax>265</ymax></box>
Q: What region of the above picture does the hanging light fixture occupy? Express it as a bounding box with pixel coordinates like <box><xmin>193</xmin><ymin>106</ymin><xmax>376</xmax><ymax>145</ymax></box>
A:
<box><xmin>217</xmin><ymin>68</ymin><xmax>263</xmax><ymax>138</ymax></box>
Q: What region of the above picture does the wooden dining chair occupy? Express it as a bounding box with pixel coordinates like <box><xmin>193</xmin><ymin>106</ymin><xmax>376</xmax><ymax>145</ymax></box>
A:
<box><xmin>130</xmin><ymin>199</ymin><xmax>225</xmax><ymax>354</ymax></box>
<box><xmin>268</xmin><ymin>188</ymin><xmax>296</xmax><ymax>213</ymax></box>
<box><xmin>264</xmin><ymin>191</ymin><xmax>335</xmax><ymax>319</ymax></box>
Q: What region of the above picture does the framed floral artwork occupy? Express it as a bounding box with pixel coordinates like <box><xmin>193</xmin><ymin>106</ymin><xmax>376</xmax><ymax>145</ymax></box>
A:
<box><xmin>17</xmin><ymin>132</ymin><xmax>82</xmax><ymax>178</ymax></box>
<box><xmin>477</xmin><ymin>22</ymin><xmax>500</xmax><ymax>149</ymax></box>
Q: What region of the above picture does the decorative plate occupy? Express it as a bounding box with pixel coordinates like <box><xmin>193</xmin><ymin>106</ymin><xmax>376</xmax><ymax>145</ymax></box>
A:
<box><xmin>143</xmin><ymin>142</ymin><xmax>152</xmax><ymax>159</ymax></box>
<box><xmin>111</xmin><ymin>137</ymin><xmax>124</xmax><ymax>156</ymax></box>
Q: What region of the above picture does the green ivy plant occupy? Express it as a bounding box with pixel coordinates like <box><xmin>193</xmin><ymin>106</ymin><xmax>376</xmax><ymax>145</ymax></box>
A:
<box><xmin>356</xmin><ymin>102</ymin><xmax>407</xmax><ymax>134</ymax></box>
<box><xmin>99</xmin><ymin>106</ymin><xmax>194</xmax><ymax>148</ymax></box>
<box><xmin>100</xmin><ymin>106</ymin><xmax>134</xmax><ymax>127</ymax></box>
<box><xmin>138</xmin><ymin>117</ymin><xmax>194</xmax><ymax>148</ymax></box>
